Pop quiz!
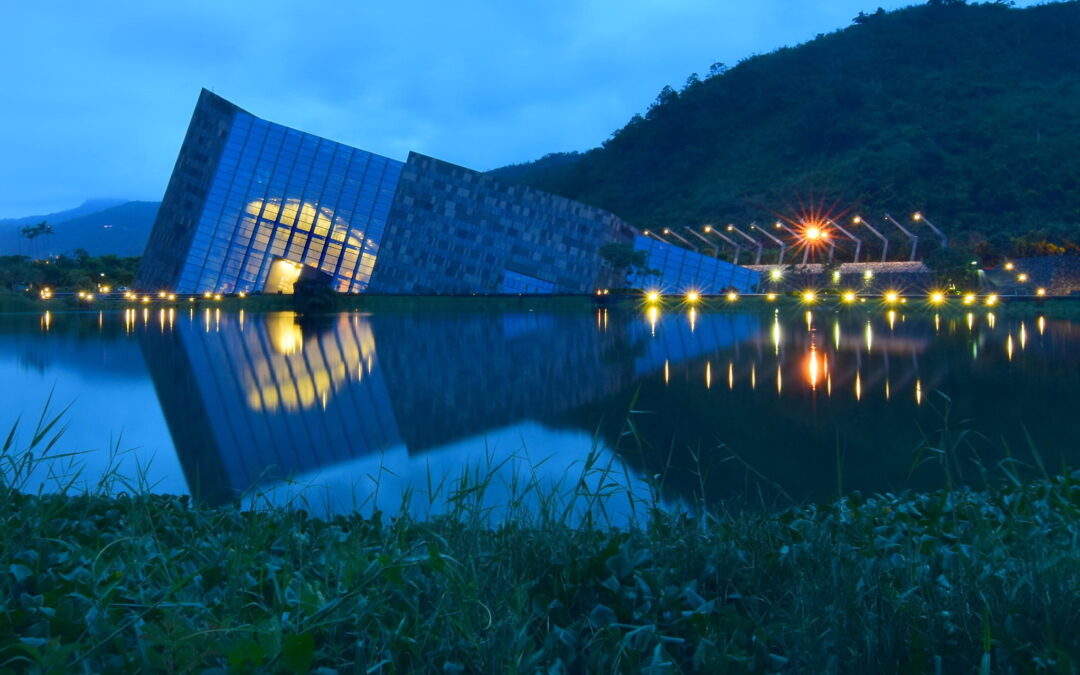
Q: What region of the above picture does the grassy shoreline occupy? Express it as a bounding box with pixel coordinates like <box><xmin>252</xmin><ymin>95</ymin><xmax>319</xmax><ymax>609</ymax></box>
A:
<box><xmin>1</xmin><ymin>475</ymin><xmax>1077</xmax><ymax>672</ymax></box>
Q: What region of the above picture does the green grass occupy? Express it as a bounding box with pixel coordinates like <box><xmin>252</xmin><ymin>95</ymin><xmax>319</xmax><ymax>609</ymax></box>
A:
<box><xmin>2</xmin><ymin>407</ymin><xmax>1078</xmax><ymax>672</ymax></box>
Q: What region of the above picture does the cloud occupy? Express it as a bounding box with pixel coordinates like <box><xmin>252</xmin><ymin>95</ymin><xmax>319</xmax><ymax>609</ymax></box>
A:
<box><xmin>0</xmin><ymin>0</ymin><xmax>1040</xmax><ymax>216</ymax></box>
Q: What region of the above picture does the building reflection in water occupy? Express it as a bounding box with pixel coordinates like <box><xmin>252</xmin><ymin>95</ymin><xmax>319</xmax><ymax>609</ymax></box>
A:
<box><xmin>127</xmin><ymin>308</ymin><xmax>1080</xmax><ymax>510</ymax></box>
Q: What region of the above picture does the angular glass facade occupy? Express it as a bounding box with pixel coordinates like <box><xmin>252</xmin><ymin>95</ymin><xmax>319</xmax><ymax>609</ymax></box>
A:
<box><xmin>630</xmin><ymin>235</ymin><xmax>759</xmax><ymax>293</ymax></box>
<box><xmin>173</xmin><ymin>107</ymin><xmax>402</xmax><ymax>294</ymax></box>
<box><xmin>138</xmin><ymin>90</ymin><xmax>760</xmax><ymax>296</ymax></box>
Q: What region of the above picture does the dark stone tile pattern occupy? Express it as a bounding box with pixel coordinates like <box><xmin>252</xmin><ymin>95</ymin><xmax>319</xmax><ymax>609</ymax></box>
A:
<box><xmin>367</xmin><ymin>153</ymin><xmax>635</xmax><ymax>294</ymax></box>
<box><xmin>136</xmin><ymin>89</ymin><xmax>238</xmax><ymax>290</ymax></box>
<box><xmin>1007</xmin><ymin>256</ymin><xmax>1080</xmax><ymax>295</ymax></box>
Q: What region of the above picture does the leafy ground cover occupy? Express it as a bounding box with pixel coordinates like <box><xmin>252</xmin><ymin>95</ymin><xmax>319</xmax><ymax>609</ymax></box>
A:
<box><xmin>2</xmin><ymin>462</ymin><xmax>1077</xmax><ymax>672</ymax></box>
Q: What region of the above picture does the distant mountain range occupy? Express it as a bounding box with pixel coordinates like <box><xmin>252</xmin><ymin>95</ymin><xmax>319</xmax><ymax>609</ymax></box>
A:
<box><xmin>0</xmin><ymin>200</ymin><xmax>160</xmax><ymax>257</ymax></box>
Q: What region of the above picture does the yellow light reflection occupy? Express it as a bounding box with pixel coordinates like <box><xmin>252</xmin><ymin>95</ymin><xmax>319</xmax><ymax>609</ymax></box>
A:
<box><xmin>751</xmin><ymin>363</ymin><xmax>756</xmax><ymax>390</ymax></box>
<box><xmin>833</xmin><ymin>321</ymin><xmax>841</xmax><ymax>349</ymax></box>
<box><xmin>987</xmin><ymin>313</ymin><xmax>996</xmax><ymax>329</ymax></box>
<box><xmin>727</xmin><ymin>362</ymin><xmax>734</xmax><ymax>390</ymax></box>
<box><xmin>806</xmin><ymin>347</ymin><xmax>820</xmax><ymax>390</ymax></box>
<box><xmin>776</xmin><ymin>363</ymin><xmax>782</xmax><ymax>394</ymax></box>
<box><xmin>887</xmin><ymin>310</ymin><xmax>896</xmax><ymax>330</ymax></box>
<box><xmin>772</xmin><ymin>316</ymin><xmax>782</xmax><ymax>355</ymax></box>
<box><xmin>648</xmin><ymin>305</ymin><xmax>659</xmax><ymax>337</ymax></box>
<box><xmin>1006</xmin><ymin>334</ymin><xmax>1014</xmax><ymax>361</ymax></box>
<box><xmin>855</xmin><ymin>372</ymin><xmax>861</xmax><ymax>401</ymax></box>
<box><xmin>706</xmin><ymin>361</ymin><xmax>712</xmax><ymax>389</ymax></box>
<box><xmin>1019</xmin><ymin>322</ymin><xmax>1027</xmax><ymax>350</ymax></box>
<box><xmin>865</xmin><ymin>321</ymin><xmax>873</xmax><ymax>353</ymax></box>
<box><xmin>1038</xmin><ymin>316</ymin><xmax>1045</xmax><ymax>335</ymax></box>
<box><xmin>268</xmin><ymin>313</ymin><xmax>303</xmax><ymax>354</ymax></box>
<box><xmin>934</xmin><ymin>314</ymin><xmax>940</xmax><ymax>333</ymax></box>
<box><xmin>967</xmin><ymin>312</ymin><xmax>974</xmax><ymax>330</ymax></box>
<box><xmin>916</xmin><ymin>380</ymin><xmax>922</xmax><ymax>405</ymax></box>
<box><xmin>689</xmin><ymin>307</ymin><xmax>697</xmax><ymax>333</ymax></box>
<box><xmin>805</xmin><ymin>311</ymin><xmax>813</xmax><ymax>330</ymax></box>
<box><xmin>41</xmin><ymin>311</ymin><xmax>51</xmax><ymax>332</ymax></box>
<box><xmin>664</xmin><ymin>359</ymin><xmax>670</xmax><ymax>385</ymax></box>
<box><xmin>885</xmin><ymin>379</ymin><xmax>891</xmax><ymax>400</ymax></box>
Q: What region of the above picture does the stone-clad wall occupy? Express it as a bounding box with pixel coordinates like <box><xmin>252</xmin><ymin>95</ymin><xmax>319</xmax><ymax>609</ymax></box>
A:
<box><xmin>1007</xmin><ymin>256</ymin><xmax>1080</xmax><ymax>295</ymax></box>
<box><xmin>367</xmin><ymin>153</ymin><xmax>635</xmax><ymax>294</ymax></box>
<box><xmin>136</xmin><ymin>89</ymin><xmax>238</xmax><ymax>290</ymax></box>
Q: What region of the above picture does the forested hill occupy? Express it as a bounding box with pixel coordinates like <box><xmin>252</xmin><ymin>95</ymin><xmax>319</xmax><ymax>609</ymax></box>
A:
<box><xmin>490</xmin><ymin>1</ymin><xmax>1080</xmax><ymax>258</ymax></box>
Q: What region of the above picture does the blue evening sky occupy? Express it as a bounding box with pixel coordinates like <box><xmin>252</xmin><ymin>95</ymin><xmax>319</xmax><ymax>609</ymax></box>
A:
<box><xmin>0</xmin><ymin>1</ymin><xmax>1036</xmax><ymax>217</ymax></box>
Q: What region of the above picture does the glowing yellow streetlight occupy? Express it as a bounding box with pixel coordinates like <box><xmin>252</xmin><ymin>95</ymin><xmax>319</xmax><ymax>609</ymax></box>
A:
<box><xmin>802</xmin><ymin>290</ymin><xmax>816</xmax><ymax>303</ymax></box>
<box><xmin>986</xmin><ymin>294</ymin><xmax>999</xmax><ymax>306</ymax></box>
<box><xmin>238</xmin><ymin>292</ymin><xmax>247</xmax><ymax>298</ymax></box>
<box><xmin>930</xmin><ymin>292</ymin><xmax>945</xmax><ymax>305</ymax></box>
<box><xmin>213</xmin><ymin>293</ymin><xmax>222</xmax><ymax>301</ymax></box>
<box><xmin>1017</xmin><ymin>273</ymin><xmax>1028</xmax><ymax>283</ymax></box>
<box><xmin>1004</xmin><ymin>262</ymin><xmax>1015</xmax><ymax>271</ymax></box>
<box><xmin>770</xmin><ymin>268</ymin><xmax>783</xmax><ymax>281</ymax></box>
<box><xmin>703</xmin><ymin>225</ymin><xmax>712</xmax><ymax>233</ymax></box>
<box><xmin>646</xmin><ymin>290</ymin><xmax>661</xmax><ymax>303</ymax></box>
<box><xmin>863</xmin><ymin>270</ymin><xmax>874</xmax><ymax>280</ymax></box>
<box><xmin>726</xmin><ymin>291</ymin><xmax>738</xmax><ymax>302</ymax></box>
<box><xmin>842</xmin><ymin>291</ymin><xmax>857</xmax><ymax>303</ymax></box>
<box><xmin>963</xmin><ymin>293</ymin><xmax>976</xmax><ymax>305</ymax></box>
<box><xmin>884</xmin><ymin>291</ymin><xmax>900</xmax><ymax>304</ymax></box>
<box><xmin>202</xmin><ymin>291</ymin><xmax>212</xmax><ymax>299</ymax></box>
<box><xmin>766</xmin><ymin>293</ymin><xmax>777</xmax><ymax>301</ymax></box>
<box><xmin>685</xmin><ymin>291</ymin><xmax>700</xmax><ymax>303</ymax></box>
<box><xmin>1036</xmin><ymin>287</ymin><xmax>1047</xmax><ymax>296</ymax></box>
<box><xmin>168</xmin><ymin>294</ymin><xmax>176</xmax><ymax>301</ymax></box>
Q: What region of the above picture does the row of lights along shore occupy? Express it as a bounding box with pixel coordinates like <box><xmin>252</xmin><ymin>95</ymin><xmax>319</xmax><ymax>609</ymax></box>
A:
<box><xmin>57</xmin><ymin>290</ymin><xmax>247</xmax><ymax>303</ymax></box>
<box><xmin>642</xmin><ymin>290</ymin><xmax>1015</xmax><ymax>307</ymax></box>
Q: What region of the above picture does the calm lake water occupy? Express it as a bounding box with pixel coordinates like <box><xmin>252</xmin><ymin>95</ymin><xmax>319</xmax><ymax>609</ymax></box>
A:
<box><xmin>1</xmin><ymin>307</ymin><xmax>1077</xmax><ymax>517</ymax></box>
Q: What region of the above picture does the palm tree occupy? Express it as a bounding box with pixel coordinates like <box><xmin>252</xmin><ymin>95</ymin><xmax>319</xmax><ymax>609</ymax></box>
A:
<box><xmin>19</xmin><ymin>221</ymin><xmax>53</xmax><ymax>260</ymax></box>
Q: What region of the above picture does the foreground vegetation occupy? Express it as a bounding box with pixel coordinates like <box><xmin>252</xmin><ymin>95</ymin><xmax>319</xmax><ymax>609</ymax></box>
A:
<box><xmin>2</xmin><ymin>412</ymin><xmax>1078</xmax><ymax>672</ymax></box>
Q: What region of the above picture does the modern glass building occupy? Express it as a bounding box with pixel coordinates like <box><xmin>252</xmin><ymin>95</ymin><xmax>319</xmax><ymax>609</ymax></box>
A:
<box><xmin>137</xmin><ymin>90</ymin><xmax>760</xmax><ymax>295</ymax></box>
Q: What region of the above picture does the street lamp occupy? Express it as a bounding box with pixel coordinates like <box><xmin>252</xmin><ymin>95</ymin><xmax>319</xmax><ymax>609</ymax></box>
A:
<box><xmin>661</xmin><ymin>227</ymin><xmax>696</xmax><ymax>249</ymax></box>
<box><xmin>912</xmin><ymin>212</ymin><xmax>947</xmax><ymax>249</ymax></box>
<box><xmin>852</xmin><ymin>215</ymin><xmax>890</xmax><ymax>262</ymax></box>
<box><xmin>884</xmin><ymin>214</ymin><xmax>919</xmax><ymax>261</ymax></box>
<box><xmin>702</xmin><ymin>225</ymin><xmax>743</xmax><ymax>265</ymax></box>
<box><xmin>826</xmin><ymin>219</ymin><xmax>863</xmax><ymax>263</ymax></box>
<box><xmin>725</xmin><ymin>224</ymin><xmax>764</xmax><ymax>265</ymax></box>
<box><xmin>749</xmin><ymin>222</ymin><xmax>786</xmax><ymax>264</ymax></box>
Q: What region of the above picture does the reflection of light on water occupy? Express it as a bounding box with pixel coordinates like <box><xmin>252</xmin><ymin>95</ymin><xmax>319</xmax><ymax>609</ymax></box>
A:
<box><xmin>806</xmin><ymin>347</ymin><xmax>820</xmax><ymax>390</ymax></box>
<box><xmin>243</xmin><ymin>315</ymin><xmax>377</xmax><ymax>412</ymax></box>
<box><xmin>776</xmin><ymin>363</ymin><xmax>782</xmax><ymax>394</ymax></box>
<box><xmin>269</xmin><ymin>312</ymin><xmax>304</xmax><ymax>355</ymax></box>
<box><xmin>855</xmin><ymin>372</ymin><xmax>861</xmax><ymax>401</ymax></box>
<box><xmin>215</xmin><ymin>308</ymin><xmax>221</xmax><ymax>333</ymax></box>
<box><xmin>1038</xmin><ymin>316</ymin><xmax>1046</xmax><ymax>335</ymax></box>
<box><xmin>1019</xmin><ymin>322</ymin><xmax>1027</xmax><ymax>350</ymax></box>
<box><xmin>934</xmin><ymin>313</ymin><xmax>940</xmax><ymax>333</ymax></box>
<box><xmin>772</xmin><ymin>316</ymin><xmax>782</xmax><ymax>355</ymax></box>
<box><xmin>751</xmin><ymin>363</ymin><xmax>756</xmax><ymax>390</ymax></box>
<box><xmin>664</xmin><ymin>359</ymin><xmax>669</xmax><ymax>385</ymax></box>
<box><xmin>1007</xmin><ymin>334</ymin><xmax>1014</xmax><ymax>361</ymax></box>
<box><xmin>885</xmin><ymin>379</ymin><xmax>891</xmax><ymax>400</ymax></box>
<box><xmin>805</xmin><ymin>311</ymin><xmax>813</xmax><ymax>330</ymax></box>
<box><xmin>239</xmin><ymin>309</ymin><xmax>245</xmax><ymax>331</ymax></box>
<box><xmin>916</xmin><ymin>379</ymin><xmax>922</xmax><ymax>405</ymax></box>
<box><xmin>833</xmin><ymin>320</ymin><xmax>841</xmax><ymax>349</ymax></box>
<box><xmin>648</xmin><ymin>306</ymin><xmax>659</xmax><ymax>337</ymax></box>
<box><xmin>865</xmin><ymin>321</ymin><xmax>873</xmax><ymax>353</ymax></box>
<box><xmin>705</xmin><ymin>361</ymin><xmax>711</xmax><ymax>389</ymax></box>
<box><xmin>41</xmin><ymin>311</ymin><xmax>51</xmax><ymax>332</ymax></box>
<box><xmin>887</xmin><ymin>310</ymin><xmax>896</xmax><ymax>330</ymax></box>
<box><xmin>689</xmin><ymin>308</ymin><xmax>697</xmax><ymax>333</ymax></box>
<box><xmin>728</xmin><ymin>362</ymin><xmax>734</xmax><ymax>390</ymax></box>
<box><xmin>967</xmin><ymin>312</ymin><xmax>974</xmax><ymax>331</ymax></box>
<box><xmin>987</xmin><ymin>313</ymin><xmax>996</xmax><ymax>329</ymax></box>
<box><xmin>204</xmin><ymin>308</ymin><xmax>211</xmax><ymax>333</ymax></box>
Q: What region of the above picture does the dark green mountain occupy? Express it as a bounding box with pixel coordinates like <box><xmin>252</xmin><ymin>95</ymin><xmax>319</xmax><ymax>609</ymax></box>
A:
<box><xmin>1</xmin><ymin>201</ymin><xmax>159</xmax><ymax>257</ymax></box>
<box><xmin>490</xmin><ymin>0</ymin><xmax>1080</xmax><ymax>259</ymax></box>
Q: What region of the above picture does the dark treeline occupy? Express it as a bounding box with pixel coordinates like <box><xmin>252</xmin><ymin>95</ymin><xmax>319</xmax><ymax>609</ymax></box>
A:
<box><xmin>0</xmin><ymin>252</ymin><xmax>140</xmax><ymax>292</ymax></box>
<box><xmin>491</xmin><ymin>1</ymin><xmax>1080</xmax><ymax>262</ymax></box>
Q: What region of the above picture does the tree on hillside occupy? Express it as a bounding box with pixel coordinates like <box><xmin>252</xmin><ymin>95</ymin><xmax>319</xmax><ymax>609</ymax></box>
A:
<box><xmin>19</xmin><ymin>221</ymin><xmax>53</xmax><ymax>260</ymax></box>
